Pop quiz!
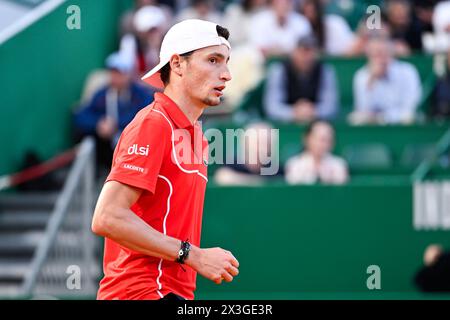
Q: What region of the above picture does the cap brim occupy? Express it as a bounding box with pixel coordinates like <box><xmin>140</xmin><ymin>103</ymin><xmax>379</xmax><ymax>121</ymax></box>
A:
<box><xmin>141</xmin><ymin>61</ymin><xmax>166</xmax><ymax>89</ymax></box>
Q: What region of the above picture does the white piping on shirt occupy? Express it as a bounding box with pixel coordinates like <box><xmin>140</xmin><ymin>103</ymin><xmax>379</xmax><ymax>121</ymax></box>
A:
<box><xmin>155</xmin><ymin>174</ymin><xmax>173</xmax><ymax>299</ymax></box>
<box><xmin>152</xmin><ymin>109</ymin><xmax>208</xmax><ymax>182</ymax></box>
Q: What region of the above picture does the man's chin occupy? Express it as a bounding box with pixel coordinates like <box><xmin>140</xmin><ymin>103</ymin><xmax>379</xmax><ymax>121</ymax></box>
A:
<box><xmin>203</xmin><ymin>97</ymin><xmax>222</xmax><ymax>107</ymax></box>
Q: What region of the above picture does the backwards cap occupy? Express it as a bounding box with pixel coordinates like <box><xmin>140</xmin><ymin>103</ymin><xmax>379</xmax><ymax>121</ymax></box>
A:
<box><xmin>141</xmin><ymin>19</ymin><xmax>231</xmax><ymax>89</ymax></box>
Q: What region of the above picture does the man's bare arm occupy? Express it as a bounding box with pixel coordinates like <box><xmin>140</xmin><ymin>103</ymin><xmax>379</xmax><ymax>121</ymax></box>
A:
<box><xmin>91</xmin><ymin>180</ymin><xmax>239</xmax><ymax>284</ymax></box>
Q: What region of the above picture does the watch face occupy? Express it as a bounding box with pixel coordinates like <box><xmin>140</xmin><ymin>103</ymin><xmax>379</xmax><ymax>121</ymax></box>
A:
<box><xmin>178</xmin><ymin>249</ymin><xmax>184</xmax><ymax>256</ymax></box>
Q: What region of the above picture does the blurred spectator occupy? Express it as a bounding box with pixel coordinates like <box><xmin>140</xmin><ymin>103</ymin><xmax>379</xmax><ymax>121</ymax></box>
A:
<box><xmin>216</xmin><ymin>0</ymin><xmax>268</xmax><ymax>112</ymax></box>
<box><xmin>385</xmin><ymin>0</ymin><xmax>424</xmax><ymax>53</ymax></box>
<box><xmin>176</xmin><ymin>0</ymin><xmax>222</xmax><ymax>24</ymax></box>
<box><xmin>223</xmin><ymin>0</ymin><xmax>268</xmax><ymax>47</ymax></box>
<box><xmin>264</xmin><ymin>35</ymin><xmax>338</xmax><ymax>123</ymax></box>
<box><xmin>285</xmin><ymin>120</ymin><xmax>348</xmax><ymax>185</ymax></box>
<box><xmin>300</xmin><ymin>0</ymin><xmax>355</xmax><ymax>56</ymax></box>
<box><xmin>249</xmin><ymin>0</ymin><xmax>312</xmax><ymax>58</ymax></box>
<box><xmin>433</xmin><ymin>0</ymin><xmax>450</xmax><ymax>34</ymax></box>
<box><xmin>415</xmin><ymin>244</ymin><xmax>450</xmax><ymax>292</ymax></box>
<box><xmin>431</xmin><ymin>49</ymin><xmax>450</xmax><ymax>119</ymax></box>
<box><xmin>348</xmin><ymin>13</ymin><xmax>392</xmax><ymax>56</ymax></box>
<box><xmin>412</xmin><ymin>0</ymin><xmax>438</xmax><ymax>34</ymax></box>
<box><xmin>119</xmin><ymin>0</ymin><xmax>173</xmax><ymax>37</ymax></box>
<box><xmin>73</xmin><ymin>52</ymin><xmax>155</xmax><ymax>171</ymax></box>
<box><xmin>350</xmin><ymin>36</ymin><xmax>422</xmax><ymax>125</ymax></box>
<box><xmin>119</xmin><ymin>5</ymin><xmax>170</xmax><ymax>78</ymax></box>
<box><xmin>220</xmin><ymin>45</ymin><xmax>265</xmax><ymax>113</ymax></box>
<box><xmin>214</xmin><ymin>122</ymin><xmax>281</xmax><ymax>185</ymax></box>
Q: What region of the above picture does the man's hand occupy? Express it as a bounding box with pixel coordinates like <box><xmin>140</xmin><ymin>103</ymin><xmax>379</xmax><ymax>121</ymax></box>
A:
<box><xmin>294</xmin><ymin>100</ymin><xmax>316</xmax><ymax>123</ymax></box>
<box><xmin>93</xmin><ymin>181</ymin><xmax>240</xmax><ymax>285</ymax></box>
<box><xmin>97</xmin><ymin>116</ymin><xmax>117</xmax><ymax>139</ymax></box>
<box><xmin>347</xmin><ymin>110</ymin><xmax>383</xmax><ymax>125</ymax></box>
<box><xmin>186</xmin><ymin>246</ymin><xmax>239</xmax><ymax>284</ymax></box>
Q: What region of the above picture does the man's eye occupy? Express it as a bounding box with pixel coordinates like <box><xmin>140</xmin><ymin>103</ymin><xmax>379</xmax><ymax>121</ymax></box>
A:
<box><xmin>209</xmin><ymin>58</ymin><xmax>217</xmax><ymax>64</ymax></box>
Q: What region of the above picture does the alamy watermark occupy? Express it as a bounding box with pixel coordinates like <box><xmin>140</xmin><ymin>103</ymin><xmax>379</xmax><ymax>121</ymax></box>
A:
<box><xmin>366</xmin><ymin>5</ymin><xmax>382</xmax><ymax>30</ymax></box>
<box><xmin>66</xmin><ymin>5</ymin><xmax>81</xmax><ymax>30</ymax></box>
<box><xmin>366</xmin><ymin>265</ymin><xmax>381</xmax><ymax>290</ymax></box>
<box><xmin>177</xmin><ymin>124</ymin><xmax>279</xmax><ymax>176</ymax></box>
<box><xmin>124</xmin><ymin>123</ymin><xmax>280</xmax><ymax>176</ymax></box>
<box><xmin>66</xmin><ymin>265</ymin><xmax>81</xmax><ymax>290</ymax></box>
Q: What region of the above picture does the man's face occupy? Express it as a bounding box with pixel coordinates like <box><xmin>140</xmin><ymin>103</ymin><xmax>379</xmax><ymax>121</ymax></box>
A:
<box><xmin>302</xmin><ymin>1</ymin><xmax>317</xmax><ymax>22</ymax></box>
<box><xmin>292</xmin><ymin>46</ymin><xmax>317</xmax><ymax>72</ymax></box>
<box><xmin>110</xmin><ymin>69</ymin><xmax>130</xmax><ymax>90</ymax></box>
<box><xmin>272</xmin><ymin>0</ymin><xmax>293</xmax><ymax>20</ymax></box>
<box><xmin>367</xmin><ymin>39</ymin><xmax>392</xmax><ymax>72</ymax></box>
<box><xmin>136</xmin><ymin>0</ymin><xmax>154</xmax><ymax>8</ymax></box>
<box><xmin>182</xmin><ymin>45</ymin><xmax>232</xmax><ymax>107</ymax></box>
<box><xmin>388</xmin><ymin>2</ymin><xmax>410</xmax><ymax>27</ymax></box>
<box><xmin>195</xmin><ymin>0</ymin><xmax>213</xmax><ymax>15</ymax></box>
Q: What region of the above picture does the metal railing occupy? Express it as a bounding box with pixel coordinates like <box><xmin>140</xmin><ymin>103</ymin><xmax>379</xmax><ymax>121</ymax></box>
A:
<box><xmin>21</xmin><ymin>137</ymin><xmax>100</xmax><ymax>299</ymax></box>
<box><xmin>412</xmin><ymin>128</ymin><xmax>450</xmax><ymax>230</ymax></box>
<box><xmin>412</xmin><ymin>128</ymin><xmax>450</xmax><ymax>182</ymax></box>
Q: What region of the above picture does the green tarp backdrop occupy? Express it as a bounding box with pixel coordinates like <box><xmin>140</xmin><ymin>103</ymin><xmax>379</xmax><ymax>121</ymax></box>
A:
<box><xmin>196</xmin><ymin>184</ymin><xmax>450</xmax><ymax>299</ymax></box>
<box><xmin>0</xmin><ymin>0</ymin><xmax>130</xmax><ymax>176</ymax></box>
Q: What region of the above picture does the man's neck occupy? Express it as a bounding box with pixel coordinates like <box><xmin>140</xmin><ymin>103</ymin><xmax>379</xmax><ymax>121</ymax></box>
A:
<box><xmin>163</xmin><ymin>85</ymin><xmax>205</xmax><ymax>125</ymax></box>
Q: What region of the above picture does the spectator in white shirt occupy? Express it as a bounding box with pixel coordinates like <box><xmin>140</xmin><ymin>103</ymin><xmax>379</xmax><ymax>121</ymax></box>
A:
<box><xmin>219</xmin><ymin>1</ymin><xmax>269</xmax><ymax>112</ymax></box>
<box><xmin>249</xmin><ymin>0</ymin><xmax>312</xmax><ymax>58</ymax></box>
<box><xmin>176</xmin><ymin>0</ymin><xmax>222</xmax><ymax>24</ymax></box>
<box><xmin>300</xmin><ymin>0</ymin><xmax>355</xmax><ymax>56</ymax></box>
<box><xmin>349</xmin><ymin>36</ymin><xmax>422</xmax><ymax>125</ymax></box>
<box><xmin>285</xmin><ymin>120</ymin><xmax>348</xmax><ymax>185</ymax></box>
<box><xmin>223</xmin><ymin>0</ymin><xmax>268</xmax><ymax>47</ymax></box>
<box><xmin>119</xmin><ymin>5</ymin><xmax>169</xmax><ymax>79</ymax></box>
<box><xmin>433</xmin><ymin>0</ymin><xmax>450</xmax><ymax>34</ymax></box>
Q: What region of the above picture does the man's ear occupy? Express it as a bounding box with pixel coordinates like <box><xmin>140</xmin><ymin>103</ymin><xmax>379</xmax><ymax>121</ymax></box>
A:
<box><xmin>169</xmin><ymin>54</ymin><xmax>184</xmax><ymax>77</ymax></box>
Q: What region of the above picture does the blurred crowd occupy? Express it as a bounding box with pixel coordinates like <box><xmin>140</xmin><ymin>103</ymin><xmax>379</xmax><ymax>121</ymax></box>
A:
<box><xmin>72</xmin><ymin>0</ymin><xmax>450</xmax><ymax>183</ymax></box>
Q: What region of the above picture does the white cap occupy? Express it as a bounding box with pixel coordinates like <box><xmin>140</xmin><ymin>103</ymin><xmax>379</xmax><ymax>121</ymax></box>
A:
<box><xmin>105</xmin><ymin>52</ymin><xmax>133</xmax><ymax>74</ymax></box>
<box><xmin>141</xmin><ymin>19</ymin><xmax>231</xmax><ymax>89</ymax></box>
<box><xmin>133</xmin><ymin>5</ymin><xmax>166</xmax><ymax>33</ymax></box>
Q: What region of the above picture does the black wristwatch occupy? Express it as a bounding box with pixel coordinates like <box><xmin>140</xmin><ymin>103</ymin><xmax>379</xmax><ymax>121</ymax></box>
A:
<box><xmin>176</xmin><ymin>240</ymin><xmax>191</xmax><ymax>264</ymax></box>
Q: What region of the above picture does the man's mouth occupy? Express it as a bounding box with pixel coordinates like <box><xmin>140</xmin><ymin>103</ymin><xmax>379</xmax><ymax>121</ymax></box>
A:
<box><xmin>213</xmin><ymin>85</ymin><xmax>225</xmax><ymax>96</ymax></box>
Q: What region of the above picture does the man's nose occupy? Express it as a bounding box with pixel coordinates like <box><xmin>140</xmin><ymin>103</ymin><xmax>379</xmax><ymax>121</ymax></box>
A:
<box><xmin>221</xmin><ymin>66</ymin><xmax>232</xmax><ymax>82</ymax></box>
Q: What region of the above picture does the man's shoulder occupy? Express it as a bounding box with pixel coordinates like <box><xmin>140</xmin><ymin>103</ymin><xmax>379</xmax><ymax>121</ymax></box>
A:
<box><xmin>391</xmin><ymin>60</ymin><xmax>419</xmax><ymax>75</ymax></box>
<box><xmin>321</xmin><ymin>63</ymin><xmax>336</xmax><ymax>75</ymax></box>
<box><xmin>127</xmin><ymin>103</ymin><xmax>173</xmax><ymax>134</ymax></box>
<box><xmin>354</xmin><ymin>64</ymin><xmax>369</xmax><ymax>81</ymax></box>
<box><xmin>325</xmin><ymin>14</ymin><xmax>350</xmax><ymax>29</ymax></box>
<box><xmin>267</xmin><ymin>60</ymin><xmax>287</xmax><ymax>75</ymax></box>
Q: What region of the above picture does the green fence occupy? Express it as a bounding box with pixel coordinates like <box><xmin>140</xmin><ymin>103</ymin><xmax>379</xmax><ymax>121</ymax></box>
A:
<box><xmin>0</xmin><ymin>0</ymin><xmax>130</xmax><ymax>176</ymax></box>
<box><xmin>196</xmin><ymin>183</ymin><xmax>450</xmax><ymax>299</ymax></box>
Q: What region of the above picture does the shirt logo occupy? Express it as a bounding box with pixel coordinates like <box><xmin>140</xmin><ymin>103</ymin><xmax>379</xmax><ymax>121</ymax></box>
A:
<box><xmin>123</xmin><ymin>164</ymin><xmax>145</xmax><ymax>173</ymax></box>
<box><xmin>127</xmin><ymin>144</ymin><xmax>149</xmax><ymax>156</ymax></box>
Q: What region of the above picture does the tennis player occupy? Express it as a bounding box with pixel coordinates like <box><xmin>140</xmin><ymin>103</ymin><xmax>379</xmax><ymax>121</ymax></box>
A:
<box><xmin>91</xmin><ymin>19</ymin><xmax>239</xmax><ymax>300</ymax></box>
